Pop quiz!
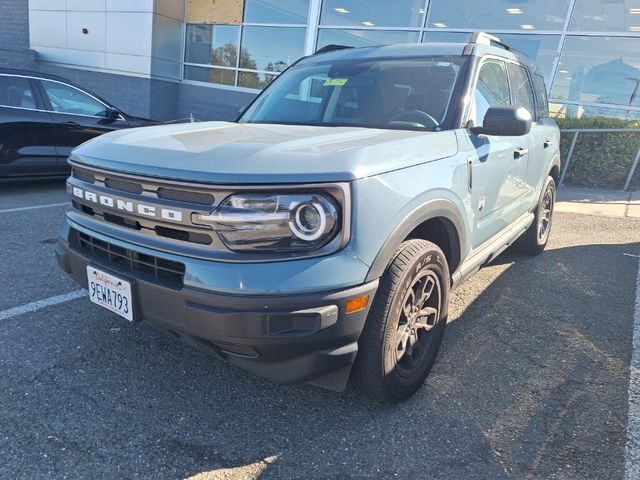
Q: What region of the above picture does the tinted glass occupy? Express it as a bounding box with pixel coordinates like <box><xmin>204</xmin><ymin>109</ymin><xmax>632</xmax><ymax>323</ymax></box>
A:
<box><xmin>41</xmin><ymin>80</ymin><xmax>109</xmax><ymax>117</ymax></box>
<box><xmin>0</xmin><ymin>75</ymin><xmax>36</xmax><ymax>109</ymax></box>
<box><xmin>185</xmin><ymin>24</ymin><xmax>240</xmax><ymax>67</ymax></box>
<box><xmin>509</xmin><ymin>63</ymin><xmax>536</xmax><ymax>119</ymax></box>
<box><xmin>317</xmin><ymin>29</ymin><xmax>420</xmax><ymax>49</ymax></box>
<box><xmin>532</xmin><ymin>73</ymin><xmax>549</xmax><ymax>119</ymax></box>
<box><xmin>423</xmin><ymin>31</ymin><xmax>560</xmax><ymax>84</ymax></box>
<box><xmin>184</xmin><ymin>65</ymin><xmax>236</xmax><ymax>86</ymax></box>
<box><xmin>243</xmin><ymin>0</ymin><xmax>310</xmax><ymax>24</ymax></box>
<box><xmin>550</xmin><ymin>36</ymin><xmax>640</xmax><ymax>107</ymax></box>
<box><xmin>472</xmin><ymin>60</ymin><xmax>511</xmax><ymax>126</ymax></box>
<box><xmin>320</xmin><ymin>0</ymin><xmax>425</xmax><ymax>28</ymax></box>
<box><xmin>569</xmin><ymin>0</ymin><xmax>640</xmax><ymax>32</ymax></box>
<box><xmin>426</xmin><ymin>0</ymin><xmax>571</xmax><ymax>30</ymax></box>
<box><xmin>240</xmin><ymin>57</ymin><xmax>467</xmax><ymax>131</ymax></box>
<box><xmin>240</xmin><ymin>26</ymin><xmax>305</xmax><ymax>72</ymax></box>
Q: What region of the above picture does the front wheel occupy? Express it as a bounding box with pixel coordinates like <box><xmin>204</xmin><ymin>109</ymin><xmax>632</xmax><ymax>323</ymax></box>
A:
<box><xmin>515</xmin><ymin>175</ymin><xmax>556</xmax><ymax>255</ymax></box>
<box><xmin>352</xmin><ymin>240</ymin><xmax>450</xmax><ymax>403</ymax></box>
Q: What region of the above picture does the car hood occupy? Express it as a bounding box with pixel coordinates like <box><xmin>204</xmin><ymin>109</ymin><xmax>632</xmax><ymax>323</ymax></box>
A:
<box><xmin>71</xmin><ymin>121</ymin><xmax>458</xmax><ymax>184</ymax></box>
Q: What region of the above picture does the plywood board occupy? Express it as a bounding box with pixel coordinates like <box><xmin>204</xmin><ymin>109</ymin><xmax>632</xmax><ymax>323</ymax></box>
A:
<box><xmin>186</xmin><ymin>0</ymin><xmax>244</xmax><ymax>25</ymax></box>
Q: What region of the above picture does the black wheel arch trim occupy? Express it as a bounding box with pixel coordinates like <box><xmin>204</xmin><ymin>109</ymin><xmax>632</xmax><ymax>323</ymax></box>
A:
<box><xmin>364</xmin><ymin>199</ymin><xmax>468</xmax><ymax>283</ymax></box>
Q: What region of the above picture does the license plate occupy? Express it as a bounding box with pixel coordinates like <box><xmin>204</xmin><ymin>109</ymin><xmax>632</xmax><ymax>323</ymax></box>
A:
<box><xmin>86</xmin><ymin>266</ymin><xmax>134</xmax><ymax>321</ymax></box>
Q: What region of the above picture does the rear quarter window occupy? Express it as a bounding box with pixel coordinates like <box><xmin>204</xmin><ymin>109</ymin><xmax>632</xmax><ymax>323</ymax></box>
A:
<box><xmin>532</xmin><ymin>73</ymin><xmax>549</xmax><ymax>119</ymax></box>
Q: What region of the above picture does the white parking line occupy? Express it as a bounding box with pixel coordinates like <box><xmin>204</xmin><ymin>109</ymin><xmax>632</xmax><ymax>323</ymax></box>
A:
<box><xmin>0</xmin><ymin>202</ymin><xmax>69</xmax><ymax>214</ymax></box>
<box><xmin>626</xmin><ymin>253</ymin><xmax>640</xmax><ymax>480</ymax></box>
<box><xmin>0</xmin><ymin>289</ymin><xmax>86</xmax><ymax>321</ymax></box>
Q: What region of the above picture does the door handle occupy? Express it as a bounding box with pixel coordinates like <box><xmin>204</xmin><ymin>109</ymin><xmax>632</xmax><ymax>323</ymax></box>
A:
<box><xmin>544</xmin><ymin>140</ymin><xmax>553</xmax><ymax>148</ymax></box>
<box><xmin>514</xmin><ymin>147</ymin><xmax>529</xmax><ymax>159</ymax></box>
<box><xmin>61</xmin><ymin>121</ymin><xmax>80</xmax><ymax>127</ymax></box>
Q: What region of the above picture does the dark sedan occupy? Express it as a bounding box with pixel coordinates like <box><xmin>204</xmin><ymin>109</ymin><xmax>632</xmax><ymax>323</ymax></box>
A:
<box><xmin>0</xmin><ymin>69</ymin><xmax>157</xmax><ymax>178</ymax></box>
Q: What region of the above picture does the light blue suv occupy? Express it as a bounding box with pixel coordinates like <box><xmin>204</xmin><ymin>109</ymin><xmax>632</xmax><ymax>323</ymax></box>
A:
<box><xmin>56</xmin><ymin>33</ymin><xmax>561</xmax><ymax>403</ymax></box>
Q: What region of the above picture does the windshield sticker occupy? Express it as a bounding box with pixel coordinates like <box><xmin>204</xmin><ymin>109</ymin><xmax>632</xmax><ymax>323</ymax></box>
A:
<box><xmin>324</xmin><ymin>78</ymin><xmax>349</xmax><ymax>86</ymax></box>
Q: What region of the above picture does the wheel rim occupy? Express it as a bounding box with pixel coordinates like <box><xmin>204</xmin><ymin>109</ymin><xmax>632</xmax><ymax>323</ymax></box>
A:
<box><xmin>537</xmin><ymin>186</ymin><xmax>554</xmax><ymax>242</ymax></box>
<box><xmin>394</xmin><ymin>270</ymin><xmax>441</xmax><ymax>377</ymax></box>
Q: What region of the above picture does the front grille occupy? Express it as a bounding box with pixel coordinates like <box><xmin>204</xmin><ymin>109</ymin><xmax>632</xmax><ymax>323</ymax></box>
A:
<box><xmin>71</xmin><ymin>229</ymin><xmax>185</xmax><ymax>287</ymax></box>
<box><xmin>72</xmin><ymin>168</ymin><xmax>95</xmax><ymax>184</ymax></box>
<box><xmin>104</xmin><ymin>177</ymin><xmax>143</xmax><ymax>194</ymax></box>
<box><xmin>157</xmin><ymin>187</ymin><xmax>215</xmax><ymax>205</ymax></box>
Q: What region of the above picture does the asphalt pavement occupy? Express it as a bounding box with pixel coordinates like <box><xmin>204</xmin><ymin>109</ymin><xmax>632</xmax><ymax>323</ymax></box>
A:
<box><xmin>1</xmin><ymin>179</ymin><xmax>639</xmax><ymax>480</ymax></box>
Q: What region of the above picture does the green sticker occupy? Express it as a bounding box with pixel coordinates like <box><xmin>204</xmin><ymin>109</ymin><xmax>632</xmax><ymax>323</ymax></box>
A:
<box><xmin>323</xmin><ymin>78</ymin><xmax>348</xmax><ymax>86</ymax></box>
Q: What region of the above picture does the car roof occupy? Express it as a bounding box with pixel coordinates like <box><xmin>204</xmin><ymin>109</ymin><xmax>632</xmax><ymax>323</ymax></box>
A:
<box><xmin>300</xmin><ymin>40</ymin><xmax>543</xmax><ymax>77</ymax></box>
<box><xmin>0</xmin><ymin>67</ymin><xmax>76</xmax><ymax>83</ymax></box>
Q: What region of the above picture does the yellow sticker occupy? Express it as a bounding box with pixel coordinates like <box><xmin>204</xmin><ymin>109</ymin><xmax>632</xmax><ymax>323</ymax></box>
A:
<box><xmin>323</xmin><ymin>78</ymin><xmax>348</xmax><ymax>86</ymax></box>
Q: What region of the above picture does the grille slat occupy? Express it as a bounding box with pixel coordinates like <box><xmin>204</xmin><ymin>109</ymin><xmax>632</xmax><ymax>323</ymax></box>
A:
<box><xmin>104</xmin><ymin>178</ymin><xmax>144</xmax><ymax>194</ymax></box>
<box><xmin>72</xmin><ymin>169</ymin><xmax>95</xmax><ymax>184</ymax></box>
<box><xmin>157</xmin><ymin>187</ymin><xmax>215</xmax><ymax>205</ymax></box>
<box><xmin>72</xmin><ymin>229</ymin><xmax>185</xmax><ymax>287</ymax></box>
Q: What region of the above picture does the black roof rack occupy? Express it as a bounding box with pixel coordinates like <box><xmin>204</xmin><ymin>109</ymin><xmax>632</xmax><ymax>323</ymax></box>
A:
<box><xmin>463</xmin><ymin>32</ymin><xmax>515</xmax><ymax>55</ymax></box>
<box><xmin>314</xmin><ymin>44</ymin><xmax>354</xmax><ymax>55</ymax></box>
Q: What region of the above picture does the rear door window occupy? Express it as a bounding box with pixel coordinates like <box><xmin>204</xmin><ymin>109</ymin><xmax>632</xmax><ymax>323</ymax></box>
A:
<box><xmin>508</xmin><ymin>63</ymin><xmax>536</xmax><ymax>120</ymax></box>
<box><xmin>0</xmin><ymin>75</ymin><xmax>37</xmax><ymax>109</ymax></box>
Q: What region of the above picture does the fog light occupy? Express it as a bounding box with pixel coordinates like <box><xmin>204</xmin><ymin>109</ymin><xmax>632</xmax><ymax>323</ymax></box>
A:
<box><xmin>345</xmin><ymin>295</ymin><xmax>369</xmax><ymax>314</ymax></box>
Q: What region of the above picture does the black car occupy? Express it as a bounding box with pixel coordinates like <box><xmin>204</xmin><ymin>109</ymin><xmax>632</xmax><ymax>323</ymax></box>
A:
<box><xmin>0</xmin><ymin>68</ymin><xmax>156</xmax><ymax>178</ymax></box>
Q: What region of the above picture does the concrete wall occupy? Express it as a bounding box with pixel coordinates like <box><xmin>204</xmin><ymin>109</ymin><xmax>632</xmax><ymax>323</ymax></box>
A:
<box><xmin>27</xmin><ymin>0</ymin><xmax>184</xmax><ymax>80</ymax></box>
<box><xmin>0</xmin><ymin>0</ymin><xmax>30</xmax><ymax>48</ymax></box>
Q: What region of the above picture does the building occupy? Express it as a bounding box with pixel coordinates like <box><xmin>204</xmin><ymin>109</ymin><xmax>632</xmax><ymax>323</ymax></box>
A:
<box><xmin>1</xmin><ymin>0</ymin><xmax>639</xmax><ymax>188</ymax></box>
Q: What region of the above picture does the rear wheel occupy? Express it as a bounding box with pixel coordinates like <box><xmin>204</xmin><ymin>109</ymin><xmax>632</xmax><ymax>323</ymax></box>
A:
<box><xmin>515</xmin><ymin>175</ymin><xmax>555</xmax><ymax>255</ymax></box>
<box><xmin>352</xmin><ymin>240</ymin><xmax>449</xmax><ymax>403</ymax></box>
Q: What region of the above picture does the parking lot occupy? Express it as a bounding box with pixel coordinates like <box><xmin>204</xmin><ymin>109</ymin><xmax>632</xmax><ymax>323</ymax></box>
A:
<box><xmin>1</xmin><ymin>179</ymin><xmax>639</xmax><ymax>480</ymax></box>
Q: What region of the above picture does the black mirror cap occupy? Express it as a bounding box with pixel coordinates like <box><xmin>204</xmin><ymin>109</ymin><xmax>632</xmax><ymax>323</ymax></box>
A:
<box><xmin>470</xmin><ymin>106</ymin><xmax>532</xmax><ymax>136</ymax></box>
<box><xmin>106</xmin><ymin>107</ymin><xmax>121</xmax><ymax>120</ymax></box>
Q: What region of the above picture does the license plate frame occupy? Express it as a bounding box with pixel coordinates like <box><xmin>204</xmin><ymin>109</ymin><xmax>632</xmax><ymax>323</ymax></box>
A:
<box><xmin>86</xmin><ymin>265</ymin><xmax>136</xmax><ymax>322</ymax></box>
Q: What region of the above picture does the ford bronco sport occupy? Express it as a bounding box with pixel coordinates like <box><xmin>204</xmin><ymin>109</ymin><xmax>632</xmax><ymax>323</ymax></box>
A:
<box><xmin>56</xmin><ymin>33</ymin><xmax>561</xmax><ymax>403</ymax></box>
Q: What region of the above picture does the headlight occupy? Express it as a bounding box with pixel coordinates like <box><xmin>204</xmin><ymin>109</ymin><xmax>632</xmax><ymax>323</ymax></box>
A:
<box><xmin>193</xmin><ymin>193</ymin><xmax>340</xmax><ymax>252</ymax></box>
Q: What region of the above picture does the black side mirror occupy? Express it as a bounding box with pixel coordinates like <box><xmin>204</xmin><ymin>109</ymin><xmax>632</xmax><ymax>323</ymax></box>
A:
<box><xmin>470</xmin><ymin>106</ymin><xmax>532</xmax><ymax>136</ymax></box>
<box><xmin>106</xmin><ymin>107</ymin><xmax>120</xmax><ymax>120</ymax></box>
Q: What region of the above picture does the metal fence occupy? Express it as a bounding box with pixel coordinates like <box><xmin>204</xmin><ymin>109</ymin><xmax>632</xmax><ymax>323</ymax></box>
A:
<box><xmin>559</xmin><ymin>128</ymin><xmax>640</xmax><ymax>191</ymax></box>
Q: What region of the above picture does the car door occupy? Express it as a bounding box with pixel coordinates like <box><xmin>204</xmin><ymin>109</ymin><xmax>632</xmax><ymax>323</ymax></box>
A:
<box><xmin>506</xmin><ymin>62</ymin><xmax>539</xmax><ymax>204</ymax></box>
<box><xmin>0</xmin><ymin>74</ymin><xmax>62</xmax><ymax>177</ymax></box>
<box><xmin>36</xmin><ymin>79</ymin><xmax>128</xmax><ymax>163</ymax></box>
<box><xmin>466</xmin><ymin>58</ymin><xmax>528</xmax><ymax>248</ymax></box>
<box><xmin>527</xmin><ymin>72</ymin><xmax>559</xmax><ymax>204</ymax></box>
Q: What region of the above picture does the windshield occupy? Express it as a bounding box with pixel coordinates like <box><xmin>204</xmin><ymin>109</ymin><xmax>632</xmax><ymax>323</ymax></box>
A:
<box><xmin>238</xmin><ymin>56</ymin><xmax>468</xmax><ymax>131</ymax></box>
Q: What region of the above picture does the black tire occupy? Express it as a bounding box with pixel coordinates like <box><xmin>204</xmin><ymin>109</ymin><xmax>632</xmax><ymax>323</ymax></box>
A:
<box><xmin>352</xmin><ymin>239</ymin><xmax>450</xmax><ymax>403</ymax></box>
<box><xmin>514</xmin><ymin>175</ymin><xmax>556</xmax><ymax>255</ymax></box>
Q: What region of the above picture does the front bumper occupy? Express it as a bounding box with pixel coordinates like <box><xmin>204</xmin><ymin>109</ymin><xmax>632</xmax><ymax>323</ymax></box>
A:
<box><xmin>55</xmin><ymin>227</ymin><xmax>378</xmax><ymax>391</ymax></box>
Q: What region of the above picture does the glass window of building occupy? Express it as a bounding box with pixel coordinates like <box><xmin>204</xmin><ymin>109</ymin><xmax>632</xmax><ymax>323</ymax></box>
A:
<box><xmin>471</xmin><ymin>60</ymin><xmax>511</xmax><ymax>126</ymax></box>
<box><xmin>243</xmin><ymin>0</ymin><xmax>310</xmax><ymax>24</ymax></box>
<box><xmin>185</xmin><ymin>24</ymin><xmax>240</xmax><ymax>67</ymax></box>
<box><xmin>423</xmin><ymin>31</ymin><xmax>560</xmax><ymax>84</ymax></box>
<box><xmin>238</xmin><ymin>71</ymin><xmax>278</xmax><ymax>89</ymax></box>
<box><xmin>550</xmin><ymin>36</ymin><xmax>640</xmax><ymax>108</ymax></box>
<box><xmin>320</xmin><ymin>0</ymin><xmax>425</xmax><ymax>28</ymax></box>
<box><xmin>569</xmin><ymin>0</ymin><xmax>640</xmax><ymax>33</ymax></box>
<box><xmin>317</xmin><ymin>29</ymin><xmax>421</xmax><ymax>49</ymax></box>
<box><xmin>239</xmin><ymin>26</ymin><xmax>306</xmax><ymax>72</ymax></box>
<box><xmin>426</xmin><ymin>0</ymin><xmax>571</xmax><ymax>31</ymax></box>
<box><xmin>184</xmin><ymin>65</ymin><xmax>237</xmax><ymax>86</ymax></box>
